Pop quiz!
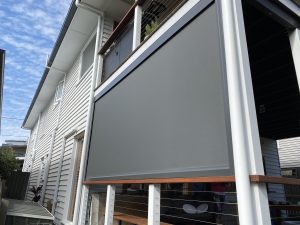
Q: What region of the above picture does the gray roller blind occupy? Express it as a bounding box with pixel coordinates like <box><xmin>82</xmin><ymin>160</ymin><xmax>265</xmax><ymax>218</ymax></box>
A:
<box><xmin>86</xmin><ymin>4</ymin><xmax>233</xmax><ymax>180</ymax></box>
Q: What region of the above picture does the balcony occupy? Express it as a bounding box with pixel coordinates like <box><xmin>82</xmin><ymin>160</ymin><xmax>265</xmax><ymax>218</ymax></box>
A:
<box><xmin>99</xmin><ymin>0</ymin><xmax>187</xmax><ymax>83</ymax></box>
<box><xmin>84</xmin><ymin>176</ymin><xmax>300</xmax><ymax>225</ymax></box>
<box><xmin>86</xmin><ymin>0</ymin><xmax>300</xmax><ymax>224</ymax></box>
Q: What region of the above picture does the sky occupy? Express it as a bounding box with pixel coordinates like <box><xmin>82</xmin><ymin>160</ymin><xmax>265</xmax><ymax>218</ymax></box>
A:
<box><xmin>0</xmin><ymin>0</ymin><xmax>72</xmax><ymax>144</ymax></box>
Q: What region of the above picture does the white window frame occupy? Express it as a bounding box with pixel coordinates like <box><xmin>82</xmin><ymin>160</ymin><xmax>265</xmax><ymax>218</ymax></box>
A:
<box><xmin>54</xmin><ymin>79</ymin><xmax>64</xmax><ymax>105</ymax></box>
<box><xmin>63</xmin><ymin>132</ymin><xmax>84</xmax><ymax>224</ymax></box>
<box><xmin>78</xmin><ymin>29</ymin><xmax>98</xmax><ymax>84</ymax></box>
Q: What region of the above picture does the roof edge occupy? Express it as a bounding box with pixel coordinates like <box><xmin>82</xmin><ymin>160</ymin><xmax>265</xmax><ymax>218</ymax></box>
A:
<box><xmin>22</xmin><ymin>1</ymin><xmax>77</xmax><ymax>129</ymax></box>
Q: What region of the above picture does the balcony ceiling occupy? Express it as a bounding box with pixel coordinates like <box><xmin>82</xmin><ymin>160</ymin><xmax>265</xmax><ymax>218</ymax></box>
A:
<box><xmin>81</xmin><ymin>0</ymin><xmax>134</xmax><ymax>21</ymax></box>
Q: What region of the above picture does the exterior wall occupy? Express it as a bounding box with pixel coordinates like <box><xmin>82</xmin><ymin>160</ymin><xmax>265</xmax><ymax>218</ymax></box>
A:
<box><xmin>22</xmin><ymin>13</ymin><xmax>113</xmax><ymax>224</ymax></box>
<box><xmin>278</xmin><ymin>137</ymin><xmax>300</xmax><ymax>169</ymax></box>
<box><xmin>23</xmin><ymin>57</ymin><xmax>93</xmax><ymax>215</ymax></box>
<box><xmin>23</xmin><ymin>121</ymin><xmax>38</xmax><ymax>172</ymax></box>
<box><xmin>50</xmin><ymin>58</ymin><xmax>93</xmax><ymax>221</ymax></box>
<box><xmin>261</xmin><ymin>138</ymin><xmax>286</xmax><ymax>202</ymax></box>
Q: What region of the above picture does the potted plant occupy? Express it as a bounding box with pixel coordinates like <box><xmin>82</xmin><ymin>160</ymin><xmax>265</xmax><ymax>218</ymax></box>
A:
<box><xmin>144</xmin><ymin>20</ymin><xmax>159</xmax><ymax>39</ymax></box>
<box><xmin>30</xmin><ymin>185</ymin><xmax>43</xmax><ymax>202</ymax></box>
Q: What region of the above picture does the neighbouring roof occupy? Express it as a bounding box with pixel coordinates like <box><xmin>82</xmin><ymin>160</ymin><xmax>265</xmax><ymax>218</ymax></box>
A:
<box><xmin>3</xmin><ymin>140</ymin><xmax>27</xmax><ymax>146</ymax></box>
<box><xmin>6</xmin><ymin>199</ymin><xmax>54</xmax><ymax>221</ymax></box>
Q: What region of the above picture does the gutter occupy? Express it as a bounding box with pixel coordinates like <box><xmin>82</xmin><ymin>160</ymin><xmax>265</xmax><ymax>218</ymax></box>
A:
<box><xmin>75</xmin><ymin>0</ymin><xmax>103</xmax><ymax>16</ymax></box>
<box><xmin>22</xmin><ymin>1</ymin><xmax>77</xmax><ymax>129</ymax></box>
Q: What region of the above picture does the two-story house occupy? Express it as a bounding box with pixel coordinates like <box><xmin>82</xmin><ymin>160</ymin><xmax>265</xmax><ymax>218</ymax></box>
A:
<box><xmin>23</xmin><ymin>0</ymin><xmax>300</xmax><ymax>225</ymax></box>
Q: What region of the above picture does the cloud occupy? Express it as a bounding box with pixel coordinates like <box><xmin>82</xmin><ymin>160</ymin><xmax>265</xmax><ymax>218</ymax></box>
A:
<box><xmin>0</xmin><ymin>0</ymin><xmax>71</xmax><ymax>144</ymax></box>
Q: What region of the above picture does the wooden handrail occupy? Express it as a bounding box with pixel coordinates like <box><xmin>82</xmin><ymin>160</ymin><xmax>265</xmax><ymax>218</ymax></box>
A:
<box><xmin>83</xmin><ymin>176</ymin><xmax>236</xmax><ymax>185</ymax></box>
<box><xmin>250</xmin><ymin>175</ymin><xmax>300</xmax><ymax>185</ymax></box>
<box><xmin>98</xmin><ymin>0</ymin><xmax>146</xmax><ymax>55</ymax></box>
<box><xmin>83</xmin><ymin>175</ymin><xmax>300</xmax><ymax>185</ymax></box>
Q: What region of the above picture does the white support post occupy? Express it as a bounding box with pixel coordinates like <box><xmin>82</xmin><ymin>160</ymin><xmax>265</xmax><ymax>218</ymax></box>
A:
<box><xmin>104</xmin><ymin>185</ymin><xmax>116</xmax><ymax>225</ymax></box>
<box><xmin>219</xmin><ymin>1</ymin><xmax>271</xmax><ymax>225</ymax></box>
<box><xmin>289</xmin><ymin>29</ymin><xmax>300</xmax><ymax>91</ymax></box>
<box><xmin>132</xmin><ymin>1</ymin><xmax>142</xmax><ymax>50</ymax></box>
<box><xmin>90</xmin><ymin>193</ymin><xmax>100</xmax><ymax>225</ymax></box>
<box><xmin>148</xmin><ymin>184</ymin><xmax>160</xmax><ymax>225</ymax></box>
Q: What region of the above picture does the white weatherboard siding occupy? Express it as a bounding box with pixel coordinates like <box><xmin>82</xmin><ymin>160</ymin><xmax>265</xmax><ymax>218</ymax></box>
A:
<box><xmin>261</xmin><ymin>138</ymin><xmax>285</xmax><ymax>202</ymax></box>
<box><xmin>54</xmin><ymin>136</ymin><xmax>75</xmax><ymax>220</ymax></box>
<box><xmin>23</xmin><ymin>122</ymin><xmax>38</xmax><ymax>172</ymax></box>
<box><xmin>25</xmin><ymin>91</ymin><xmax>60</xmax><ymax>201</ymax></box>
<box><xmin>47</xmin><ymin>58</ymin><xmax>93</xmax><ymax>221</ymax></box>
<box><xmin>24</xmin><ymin>58</ymin><xmax>93</xmax><ymax>217</ymax></box>
<box><xmin>278</xmin><ymin>137</ymin><xmax>300</xmax><ymax>168</ymax></box>
<box><xmin>23</xmin><ymin>14</ymin><xmax>113</xmax><ymax>223</ymax></box>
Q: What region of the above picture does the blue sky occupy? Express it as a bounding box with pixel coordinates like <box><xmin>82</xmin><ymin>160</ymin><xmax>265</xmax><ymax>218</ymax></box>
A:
<box><xmin>0</xmin><ymin>0</ymin><xmax>71</xmax><ymax>144</ymax></box>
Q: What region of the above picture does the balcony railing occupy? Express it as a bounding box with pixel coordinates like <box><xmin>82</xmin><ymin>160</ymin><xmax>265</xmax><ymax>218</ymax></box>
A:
<box><xmin>84</xmin><ymin>175</ymin><xmax>300</xmax><ymax>225</ymax></box>
<box><xmin>85</xmin><ymin>179</ymin><xmax>239</xmax><ymax>225</ymax></box>
<box><xmin>99</xmin><ymin>0</ymin><xmax>187</xmax><ymax>83</ymax></box>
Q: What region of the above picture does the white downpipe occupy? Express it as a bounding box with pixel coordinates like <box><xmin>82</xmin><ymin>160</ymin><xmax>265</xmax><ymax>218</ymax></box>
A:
<box><xmin>30</xmin><ymin>113</ymin><xmax>41</xmax><ymax>172</ymax></box>
<box><xmin>40</xmin><ymin>72</ymin><xmax>67</xmax><ymax>204</ymax></box>
<box><xmin>23</xmin><ymin>130</ymin><xmax>32</xmax><ymax>172</ymax></box>
<box><xmin>75</xmin><ymin>0</ymin><xmax>103</xmax><ymax>16</ymax></box>
<box><xmin>73</xmin><ymin>15</ymin><xmax>102</xmax><ymax>225</ymax></box>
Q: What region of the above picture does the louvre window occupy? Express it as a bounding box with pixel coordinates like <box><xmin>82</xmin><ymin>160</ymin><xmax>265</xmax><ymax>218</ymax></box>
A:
<box><xmin>81</xmin><ymin>36</ymin><xmax>96</xmax><ymax>77</ymax></box>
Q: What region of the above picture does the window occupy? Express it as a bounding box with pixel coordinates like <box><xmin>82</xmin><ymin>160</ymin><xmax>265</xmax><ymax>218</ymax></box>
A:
<box><xmin>37</xmin><ymin>155</ymin><xmax>47</xmax><ymax>187</ymax></box>
<box><xmin>68</xmin><ymin>137</ymin><xmax>84</xmax><ymax>221</ymax></box>
<box><xmin>54</xmin><ymin>80</ymin><xmax>64</xmax><ymax>104</ymax></box>
<box><xmin>80</xmin><ymin>36</ymin><xmax>96</xmax><ymax>77</ymax></box>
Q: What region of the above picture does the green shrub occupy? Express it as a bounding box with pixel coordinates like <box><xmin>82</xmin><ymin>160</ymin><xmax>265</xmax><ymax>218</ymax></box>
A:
<box><xmin>0</xmin><ymin>147</ymin><xmax>19</xmax><ymax>179</ymax></box>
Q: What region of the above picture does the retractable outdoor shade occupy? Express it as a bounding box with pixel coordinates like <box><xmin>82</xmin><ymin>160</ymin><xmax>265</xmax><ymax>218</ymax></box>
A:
<box><xmin>86</xmin><ymin>3</ymin><xmax>234</xmax><ymax>180</ymax></box>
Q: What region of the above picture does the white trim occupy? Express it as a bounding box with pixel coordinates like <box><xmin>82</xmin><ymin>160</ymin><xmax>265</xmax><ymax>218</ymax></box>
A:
<box><xmin>148</xmin><ymin>184</ymin><xmax>160</xmax><ymax>225</ymax></box>
<box><xmin>289</xmin><ymin>29</ymin><xmax>300</xmax><ymax>91</ymax></box>
<box><xmin>219</xmin><ymin>0</ymin><xmax>271</xmax><ymax>225</ymax></box>
<box><xmin>52</xmin><ymin>129</ymin><xmax>77</xmax><ymax>215</ymax></box>
<box><xmin>74</xmin><ymin>15</ymin><xmax>103</xmax><ymax>225</ymax></box>
<box><xmin>94</xmin><ymin>0</ymin><xmax>199</xmax><ymax>98</ymax></box>
<box><xmin>64</xmin><ymin>136</ymin><xmax>84</xmax><ymax>223</ymax></box>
